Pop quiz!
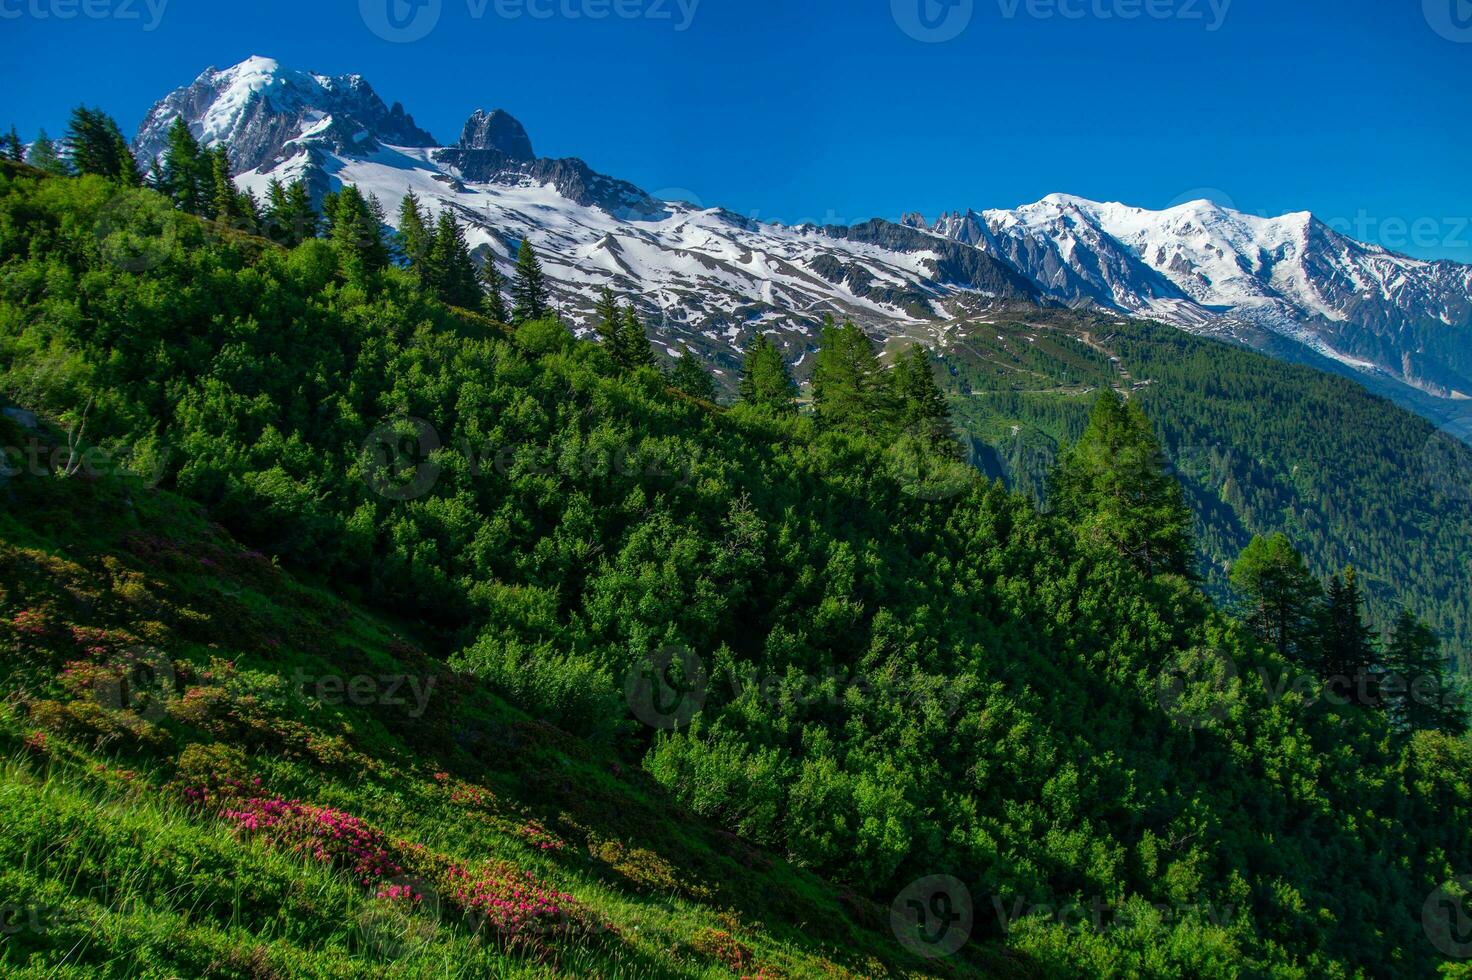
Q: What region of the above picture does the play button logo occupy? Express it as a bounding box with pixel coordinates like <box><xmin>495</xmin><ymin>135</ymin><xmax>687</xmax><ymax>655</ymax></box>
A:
<box><xmin>1425</xmin><ymin>0</ymin><xmax>1472</xmax><ymax>41</ymax></box>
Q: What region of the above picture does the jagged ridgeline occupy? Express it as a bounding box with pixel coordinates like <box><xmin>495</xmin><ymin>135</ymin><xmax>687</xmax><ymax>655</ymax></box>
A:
<box><xmin>3</xmin><ymin>158</ymin><xmax>1472</xmax><ymax>977</ymax></box>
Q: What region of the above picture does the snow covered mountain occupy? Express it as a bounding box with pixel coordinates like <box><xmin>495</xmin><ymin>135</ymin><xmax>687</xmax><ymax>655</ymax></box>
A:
<box><xmin>913</xmin><ymin>195</ymin><xmax>1472</xmax><ymax>402</ymax></box>
<box><xmin>132</xmin><ymin>57</ymin><xmax>1472</xmax><ymax>416</ymax></box>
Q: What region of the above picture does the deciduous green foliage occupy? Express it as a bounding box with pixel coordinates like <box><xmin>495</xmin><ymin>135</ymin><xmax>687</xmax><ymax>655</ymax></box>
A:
<box><xmin>1230</xmin><ymin>533</ymin><xmax>1321</xmax><ymax>661</ymax></box>
<box><xmin>669</xmin><ymin>346</ymin><xmax>717</xmax><ymax>401</ymax></box>
<box><xmin>1</xmin><ymin>169</ymin><xmax>1470</xmax><ymax>977</ymax></box>
<box><xmin>1050</xmin><ymin>389</ymin><xmax>1193</xmax><ymax>577</ymax></box>
<box><xmin>737</xmin><ymin>334</ymin><xmax>797</xmax><ymax>414</ymax></box>
<box><xmin>511</xmin><ymin>239</ymin><xmax>549</xmax><ymax>323</ymax></box>
<box><xmin>64</xmin><ymin>106</ymin><xmax>140</xmax><ymax>184</ymax></box>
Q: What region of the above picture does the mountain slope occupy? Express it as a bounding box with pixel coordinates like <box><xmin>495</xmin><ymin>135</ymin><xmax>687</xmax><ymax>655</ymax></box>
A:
<box><xmin>916</xmin><ymin>195</ymin><xmax>1472</xmax><ymax>416</ymax></box>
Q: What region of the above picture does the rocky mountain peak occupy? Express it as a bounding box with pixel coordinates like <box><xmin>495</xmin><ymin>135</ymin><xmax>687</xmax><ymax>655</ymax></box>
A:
<box><xmin>457</xmin><ymin>109</ymin><xmax>534</xmax><ymax>161</ymax></box>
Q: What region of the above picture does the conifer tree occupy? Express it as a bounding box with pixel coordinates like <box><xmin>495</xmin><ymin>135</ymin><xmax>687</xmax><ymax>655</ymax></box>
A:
<box><xmin>480</xmin><ymin>254</ymin><xmax>509</xmax><ymax>323</ymax></box>
<box><xmin>329</xmin><ymin>185</ymin><xmax>387</xmax><ymax>284</ymax></box>
<box><xmin>64</xmin><ymin>106</ymin><xmax>139</xmax><ymax>183</ymax></box>
<box><xmin>25</xmin><ymin>130</ymin><xmax>68</xmax><ymax>175</ymax></box>
<box><xmin>669</xmin><ymin>347</ymin><xmax>717</xmax><ymax>401</ymax></box>
<box><xmin>396</xmin><ymin>192</ymin><xmax>431</xmax><ymax>277</ymax></box>
<box><xmin>207</xmin><ymin>146</ymin><xmax>243</xmax><ymax>223</ymax></box>
<box><xmin>160</xmin><ymin>118</ymin><xmax>207</xmax><ymax>214</ymax></box>
<box><xmin>427</xmin><ymin>210</ymin><xmax>481</xmax><ymax>309</ymax></box>
<box><xmin>617</xmin><ymin>306</ymin><xmax>657</xmax><ymax>371</ymax></box>
<box><xmin>594</xmin><ymin>286</ymin><xmax>622</xmax><ymax>347</ymax></box>
<box><xmin>892</xmin><ymin>343</ymin><xmax>958</xmax><ymax>456</ymax></box>
<box><xmin>2</xmin><ymin>127</ymin><xmax>23</xmax><ymax>163</ymax></box>
<box><xmin>1319</xmin><ymin>567</ymin><xmax>1380</xmax><ymax>708</ymax></box>
<box><xmin>1383</xmin><ymin>609</ymin><xmax>1464</xmax><ymax>734</ymax></box>
<box><xmin>1049</xmin><ymin>389</ymin><xmax>1193</xmax><ymax>578</ymax></box>
<box><xmin>811</xmin><ymin>317</ymin><xmax>894</xmax><ymax>435</ymax></box>
<box><xmin>511</xmin><ymin>239</ymin><xmax>549</xmax><ymax>323</ymax></box>
<box><xmin>281</xmin><ymin>180</ymin><xmax>318</xmax><ymax>244</ymax></box>
<box><xmin>1230</xmin><ymin>533</ymin><xmax>1321</xmax><ymax>661</ymax></box>
<box><xmin>737</xmin><ymin>334</ymin><xmax>798</xmax><ymax>414</ymax></box>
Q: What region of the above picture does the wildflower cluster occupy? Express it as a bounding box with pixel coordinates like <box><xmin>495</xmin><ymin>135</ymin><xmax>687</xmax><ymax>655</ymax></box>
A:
<box><xmin>222</xmin><ymin>797</ymin><xmax>404</xmax><ymax>886</ymax></box>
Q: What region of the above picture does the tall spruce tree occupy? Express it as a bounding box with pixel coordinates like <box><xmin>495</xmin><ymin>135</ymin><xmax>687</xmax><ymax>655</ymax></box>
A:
<box><xmin>480</xmin><ymin>255</ymin><xmax>509</xmax><ymax>323</ymax></box>
<box><xmin>207</xmin><ymin>146</ymin><xmax>245</xmax><ymax>223</ymax></box>
<box><xmin>1230</xmin><ymin>533</ymin><xmax>1322</xmax><ymax>662</ymax></box>
<box><xmin>25</xmin><ymin>130</ymin><xmax>68</xmax><ymax>175</ymax></box>
<box><xmin>594</xmin><ymin>287</ymin><xmax>622</xmax><ymax>347</ymax></box>
<box><xmin>811</xmin><ymin>317</ymin><xmax>894</xmax><ymax>435</ymax></box>
<box><xmin>281</xmin><ymin>180</ymin><xmax>318</xmax><ymax>244</ymax></box>
<box><xmin>1384</xmin><ymin>609</ymin><xmax>1464</xmax><ymax>734</ymax></box>
<box><xmin>1049</xmin><ymin>389</ymin><xmax>1193</xmax><ymax>578</ymax></box>
<box><xmin>1319</xmin><ymin>567</ymin><xmax>1380</xmax><ymax>708</ymax></box>
<box><xmin>892</xmin><ymin>343</ymin><xmax>959</xmax><ymax>456</ymax></box>
<box><xmin>64</xmin><ymin>107</ymin><xmax>139</xmax><ymax>183</ymax></box>
<box><xmin>669</xmin><ymin>347</ymin><xmax>717</xmax><ymax>401</ymax></box>
<box><xmin>396</xmin><ymin>192</ymin><xmax>431</xmax><ymax>277</ymax></box>
<box><xmin>617</xmin><ymin>306</ymin><xmax>657</xmax><ymax>371</ymax></box>
<box><xmin>427</xmin><ymin>210</ymin><xmax>481</xmax><ymax>310</ymax></box>
<box><xmin>737</xmin><ymin>335</ymin><xmax>798</xmax><ymax>414</ymax></box>
<box><xmin>160</xmin><ymin>118</ymin><xmax>207</xmax><ymax>215</ymax></box>
<box><xmin>511</xmin><ymin>239</ymin><xmax>549</xmax><ymax>322</ymax></box>
<box><xmin>329</xmin><ymin>185</ymin><xmax>388</xmax><ymax>284</ymax></box>
<box><xmin>2</xmin><ymin>127</ymin><xmax>23</xmax><ymax>163</ymax></box>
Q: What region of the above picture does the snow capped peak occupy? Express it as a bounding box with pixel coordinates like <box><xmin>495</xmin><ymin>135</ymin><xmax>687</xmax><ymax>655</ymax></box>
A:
<box><xmin>457</xmin><ymin>108</ymin><xmax>534</xmax><ymax>160</ymax></box>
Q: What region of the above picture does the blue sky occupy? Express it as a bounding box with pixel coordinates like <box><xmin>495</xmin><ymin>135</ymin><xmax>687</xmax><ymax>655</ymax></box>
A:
<box><xmin>5</xmin><ymin>0</ymin><xmax>1471</xmax><ymax>260</ymax></box>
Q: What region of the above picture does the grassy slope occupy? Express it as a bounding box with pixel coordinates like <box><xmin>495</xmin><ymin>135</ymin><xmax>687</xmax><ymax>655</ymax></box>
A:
<box><xmin>0</xmin><ymin>462</ymin><xmax>1030</xmax><ymax>978</ymax></box>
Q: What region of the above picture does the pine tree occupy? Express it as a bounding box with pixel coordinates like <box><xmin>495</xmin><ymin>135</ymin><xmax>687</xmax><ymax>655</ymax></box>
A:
<box><xmin>329</xmin><ymin>185</ymin><xmax>387</xmax><ymax>284</ymax></box>
<box><xmin>1319</xmin><ymin>567</ymin><xmax>1380</xmax><ymax>708</ymax></box>
<box><xmin>617</xmin><ymin>306</ymin><xmax>657</xmax><ymax>370</ymax></box>
<box><xmin>669</xmin><ymin>347</ymin><xmax>717</xmax><ymax>401</ymax></box>
<box><xmin>1384</xmin><ymin>609</ymin><xmax>1464</xmax><ymax>734</ymax></box>
<box><xmin>396</xmin><ymin>192</ymin><xmax>431</xmax><ymax>277</ymax></box>
<box><xmin>737</xmin><ymin>334</ymin><xmax>798</xmax><ymax>414</ymax></box>
<box><xmin>480</xmin><ymin>254</ymin><xmax>509</xmax><ymax>323</ymax></box>
<box><xmin>511</xmin><ymin>239</ymin><xmax>549</xmax><ymax>323</ymax></box>
<box><xmin>64</xmin><ymin>106</ymin><xmax>139</xmax><ymax>183</ymax></box>
<box><xmin>427</xmin><ymin>210</ymin><xmax>481</xmax><ymax>309</ymax></box>
<box><xmin>1049</xmin><ymin>389</ymin><xmax>1193</xmax><ymax>578</ymax></box>
<box><xmin>1230</xmin><ymin>533</ymin><xmax>1321</xmax><ymax>662</ymax></box>
<box><xmin>594</xmin><ymin>286</ymin><xmax>622</xmax><ymax>347</ymax></box>
<box><xmin>2</xmin><ymin>127</ymin><xmax>23</xmax><ymax>163</ymax></box>
<box><xmin>207</xmin><ymin>146</ymin><xmax>243</xmax><ymax>223</ymax></box>
<box><xmin>25</xmin><ymin>130</ymin><xmax>68</xmax><ymax>175</ymax></box>
<box><xmin>160</xmin><ymin>118</ymin><xmax>206</xmax><ymax>214</ymax></box>
<box><xmin>811</xmin><ymin>317</ymin><xmax>894</xmax><ymax>435</ymax></box>
<box><xmin>281</xmin><ymin>180</ymin><xmax>318</xmax><ymax>244</ymax></box>
<box><xmin>892</xmin><ymin>343</ymin><xmax>958</xmax><ymax>456</ymax></box>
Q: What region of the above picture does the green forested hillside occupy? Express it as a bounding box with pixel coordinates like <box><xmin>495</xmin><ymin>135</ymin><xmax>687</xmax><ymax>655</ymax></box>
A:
<box><xmin>2</xmin><ymin>160</ymin><xmax>1472</xmax><ymax>977</ymax></box>
<box><xmin>928</xmin><ymin>310</ymin><xmax>1472</xmax><ymax>668</ymax></box>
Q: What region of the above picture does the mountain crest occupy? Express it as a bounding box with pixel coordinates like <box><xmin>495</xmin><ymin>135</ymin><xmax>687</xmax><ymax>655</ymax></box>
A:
<box><xmin>457</xmin><ymin>109</ymin><xmax>534</xmax><ymax>161</ymax></box>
